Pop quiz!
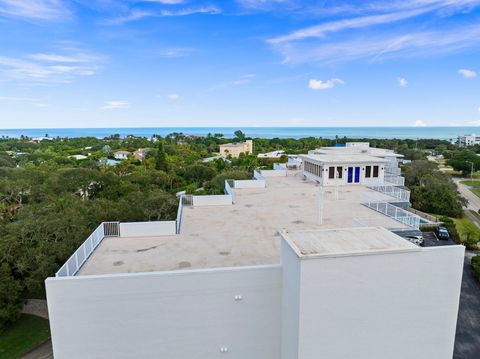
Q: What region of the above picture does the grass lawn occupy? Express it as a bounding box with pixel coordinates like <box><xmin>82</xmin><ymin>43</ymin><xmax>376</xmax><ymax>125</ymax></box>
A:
<box><xmin>0</xmin><ymin>314</ymin><xmax>50</xmax><ymax>359</ymax></box>
<box><xmin>471</xmin><ymin>210</ymin><xmax>480</xmax><ymax>222</ymax></box>
<box><xmin>460</xmin><ymin>180</ymin><xmax>480</xmax><ymax>187</ymax></box>
<box><xmin>452</xmin><ymin>216</ymin><xmax>480</xmax><ymax>244</ymax></box>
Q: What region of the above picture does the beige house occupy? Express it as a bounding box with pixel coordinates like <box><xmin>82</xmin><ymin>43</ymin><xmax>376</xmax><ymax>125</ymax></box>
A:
<box><xmin>219</xmin><ymin>140</ymin><xmax>253</xmax><ymax>158</ymax></box>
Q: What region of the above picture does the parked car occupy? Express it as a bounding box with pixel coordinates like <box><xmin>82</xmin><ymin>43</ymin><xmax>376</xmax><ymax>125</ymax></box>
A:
<box><xmin>406</xmin><ymin>235</ymin><xmax>424</xmax><ymax>246</ymax></box>
<box><xmin>435</xmin><ymin>226</ymin><xmax>450</xmax><ymax>240</ymax></box>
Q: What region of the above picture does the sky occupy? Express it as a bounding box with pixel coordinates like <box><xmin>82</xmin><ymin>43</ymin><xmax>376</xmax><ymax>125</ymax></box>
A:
<box><xmin>0</xmin><ymin>0</ymin><xmax>479</xmax><ymax>128</ymax></box>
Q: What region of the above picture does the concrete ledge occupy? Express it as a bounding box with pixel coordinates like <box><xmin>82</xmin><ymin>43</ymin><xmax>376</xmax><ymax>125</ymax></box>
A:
<box><xmin>120</xmin><ymin>221</ymin><xmax>177</xmax><ymax>237</ymax></box>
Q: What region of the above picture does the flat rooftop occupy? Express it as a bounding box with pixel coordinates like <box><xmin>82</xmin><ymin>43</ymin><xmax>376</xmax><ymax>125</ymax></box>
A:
<box><xmin>301</xmin><ymin>153</ymin><xmax>387</xmax><ymax>163</ymax></box>
<box><xmin>78</xmin><ymin>173</ymin><xmax>409</xmax><ymax>276</ymax></box>
<box><xmin>283</xmin><ymin>227</ymin><xmax>419</xmax><ymax>259</ymax></box>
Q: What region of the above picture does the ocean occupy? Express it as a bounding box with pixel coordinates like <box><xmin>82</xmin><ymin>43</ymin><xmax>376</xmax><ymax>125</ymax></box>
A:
<box><xmin>0</xmin><ymin>127</ymin><xmax>476</xmax><ymax>140</ymax></box>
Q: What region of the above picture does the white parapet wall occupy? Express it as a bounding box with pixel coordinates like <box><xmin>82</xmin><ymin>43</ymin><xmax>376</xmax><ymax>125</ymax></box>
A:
<box><xmin>260</xmin><ymin>169</ymin><xmax>287</xmax><ymax>177</ymax></box>
<box><xmin>46</xmin><ymin>265</ymin><xmax>282</xmax><ymax>359</ymax></box>
<box><xmin>192</xmin><ymin>194</ymin><xmax>233</xmax><ymax>206</ymax></box>
<box><xmin>119</xmin><ymin>221</ymin><xmax>177</xmax><ymax>237</ymax></box>
<box><xmin>280</xmin><ymin>237</ymin><xmax>464</xmax><ymax>359</ymax></box>
<box><xmin>234</xmin><ymin>179</ymin><xmax>266</xmax><ymax>188</ymax></box>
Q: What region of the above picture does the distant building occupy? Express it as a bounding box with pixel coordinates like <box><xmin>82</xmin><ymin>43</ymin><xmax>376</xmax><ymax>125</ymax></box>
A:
<box><xmin>257</xmin><ymin>150</ymin><xmax>285</xmax><ymax>159</ymax></box>
<box><xmin>114</xmin><ymin>151</ymin><xmax>130</xmax><ymax>160</ymax></box>
<box><xmin>219</xmin><ymin>140</ymin><xmax>253</xmax><ymax>158</ymax></box>
<box><xmin>457</xmin><ymin>134</ymin><xmax>480</xmax><ymax>147</ymax></box>
<box><xmin>69</xmin><ymin>155</ymin><xmax>88</xmax><ymax>161</ymax></box>
<box><xmin>98</xmin><ymin>158</ymin><xmax>120</xmax><ymax>167</ymax></box>
<box><xmin>133</xmin><ymin>148</ymin><xmax>149</xmax><ymax>161</ymax></box>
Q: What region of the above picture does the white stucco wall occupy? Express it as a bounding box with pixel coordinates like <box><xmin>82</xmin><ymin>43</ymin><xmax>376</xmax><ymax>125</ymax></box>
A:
<box><xmin>119</xmin><ymin>221</ymin><xmax>176</xmax><ymax>237</ymax></box>
<box><xmin>192</xmin><ymin>194</ymin><xmax>233</xmax><ymax>206</ymax></box>
<box><xmin>281</xmin><ymin>242</ymin><xmax>464</xmax><ymax>359</ymax></box>
<box><xmin>234</xmin><ymin>179</ymin><xmax>266</xmax><ymax>188</ymax></box>
<box><xmin>46</xmin><ymin>265</ymin><xmax>282</xmax><ymax>359</ymax></box>
<box><xmin>260</xmin><ymin>169</ymin><xmax>288</xmax><ymax>177</ymax></box>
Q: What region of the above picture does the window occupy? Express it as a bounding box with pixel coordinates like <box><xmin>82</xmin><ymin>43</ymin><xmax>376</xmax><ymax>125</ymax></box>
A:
<box><xmin>373</xmin><ymin>165</ymin><xmax>379</xmax><ymax>178</ymax></box>
<box><xmin>365</xmin><ymin>166</ymin><xmax>371</xmax><ymax>178</ymax></box>
<box><xmin>328</xmin><ymin>166</ymin><xmax>335</xmax><ymax>179</ymax></box>
<box><xmin>336</xmin><ymin>166</ymin><xmax>343</xmax><ymax>179</ymax></box>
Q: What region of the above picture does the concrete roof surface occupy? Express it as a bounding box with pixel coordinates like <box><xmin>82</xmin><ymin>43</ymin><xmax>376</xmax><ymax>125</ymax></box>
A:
<box><xmin>78</xmin><ymin>173</ymin><xmax>408</xmax><ymax>276</ymax></box>
<box><xmin>283</xmin><ymin>227</ymin><xmax>418</xmax><ymax>258</ymax></box>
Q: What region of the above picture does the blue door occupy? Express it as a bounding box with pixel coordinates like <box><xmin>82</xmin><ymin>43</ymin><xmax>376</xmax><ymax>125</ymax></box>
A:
<box><xmin>347</xmin><ymin>167</ymin><xmax>353</xmax><ymax>183</ymax></box>
<box><xmin>354</xmin><ymin>167</ymin><xmax>360</xmax><ymax>183</ymax></box>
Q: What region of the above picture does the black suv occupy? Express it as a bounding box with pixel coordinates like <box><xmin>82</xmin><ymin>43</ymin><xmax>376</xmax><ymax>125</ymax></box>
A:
<box><xmin>435</xmin><ymin>226</ymin><xmax>450</xmax><ymax>240</ymax></box>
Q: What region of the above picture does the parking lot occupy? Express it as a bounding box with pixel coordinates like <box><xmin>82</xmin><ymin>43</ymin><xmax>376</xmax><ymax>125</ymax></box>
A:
<box><xmin>454</xmin><ymin>251</ymin><xmax>480</xmax><ymax>359</ymax></box>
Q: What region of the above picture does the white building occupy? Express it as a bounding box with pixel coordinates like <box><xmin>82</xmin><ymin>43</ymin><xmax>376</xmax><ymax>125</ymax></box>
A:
<box><xmin>257</xmin><ymin>150</ymin><xmax>285</xmax><ymax>158</ymax></box>
<box><xmin>113</xmin><ymin>150</ymin><xmax>130</xmax><ymax>160</ymax></box>
<box><xmin>219</xmin><ymin>140</ymin><xmax>253</xmax><ymax>158</ymax></box>
<box><xmin>457</xmin><ymin>134</ymin><xmax>480</xmax><ymax>147</ymax></box>
<box><xmin>46</xmin><ymin>144</ymin><xmax>464</xmax><ymax>359</ymax></box>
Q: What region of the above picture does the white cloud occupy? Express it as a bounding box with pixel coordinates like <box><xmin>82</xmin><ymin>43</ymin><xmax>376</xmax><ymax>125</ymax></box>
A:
<box><xmin>236</xmin><ymin>0</ymin><xmax>295</xmax><ymax>11</ymax></box>
<box><xmin>0</xmin><ymin>0</ymin><xmax>69</xmax><ymax>21</ymax></box>
<box><xmin>0</xmin><ymin>46</ymin><xmax>102</xmax><ymax>84</ymax></box>
<box><xmin>458</xmin><ymin>68</ymin><xmax>477</xmax><ymax>78</ymax></box>
<box><xmin>104</xmin><ymin>5</ymin><xmax>221</xmax><ymax>25</ymax></box>
<box><xmin>101</xmin><ymin>101</ymin><xmax>130</xmax><ymax>110</ymax></box>
<box><xmin>272</xmin><ymin>24</ymin><xmax>480</xmax><ymax>64</ymax></box>
<box><xmin>412</xmin><ymin>120</ymin><xmax>427</xmax><ymax>127</ymax></box>
<box><xmin>267</xmin><ymin>1</ymin><xmax>480</xmax><ymax>64</ymax></box>
<box><xmin>167</xmin><ymin>93</ymin><xmax>180</xmax><ymax>100</ymax></box>
<box><xmin>0</xmin><ymin>96</ymin><xmax>49</xmax><ymax>107</ymax></box>
<box><xmin>209</xmin><ymin>74</ymin><xmax>256</xmax><ymax>91</ymax></box>
<box><xmin>158</xmin><ymin>48</ymin><xmax>195</xmax><ymax>58</ymax></box>
<box><xmin>397</xmin><ymin>77</ymin><xmax>408</xmax><ymax>87</ymax></box>
<box><xmin>308</xmin><ymin>78</ymin><xmax>344</xmax><ymax>90</ymax></box>
<box><xmin>142</xmin><ymin>0</ymin><xmax>184</xmax><ymax>3</ymax></box>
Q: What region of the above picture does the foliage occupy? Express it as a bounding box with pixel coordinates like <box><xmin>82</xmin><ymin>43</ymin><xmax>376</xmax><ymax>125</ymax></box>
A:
<box><xmin>439</xmin><ymin>217</ymin><xmax>460</xmax><ymax>243</ymax></box>
<box><xmin>452</xmin><ymin>216</ymin><xmax>480</xmax><ymax>249</ymax></box>
<box><xmin>206</xmin><ymin>170</ymin><xmax>252</xmax><ymax>193</ymax></box>
<box><xmin>0</xmin><ymin>314</ymin><xmax>50</xmax><ymax>359</ymax></box>
<box><xmin>472</xmin><ymin>255</ymin><xmax>480</xmax><ymax>282</ymax></box>
<box><xmin>447</xmin><ymin>150</ymin><xmax>480</xmax><ymax>175</ymax></box>
<box><xmin>403</xmin><ymin>161</ymin><xmax>466</xmax><ymax>217</ymax></box>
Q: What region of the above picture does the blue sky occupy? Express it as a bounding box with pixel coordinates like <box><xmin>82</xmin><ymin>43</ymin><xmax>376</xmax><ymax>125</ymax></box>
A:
<box><xmin>0</xmin><ymin>0</ymin><xmax>479</xmax><ymax>128</ymax></box>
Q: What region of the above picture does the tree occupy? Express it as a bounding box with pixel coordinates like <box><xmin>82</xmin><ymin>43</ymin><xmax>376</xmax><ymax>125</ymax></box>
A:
<box><xmin>183</xmin><ymin>164</ymin><xmax>217</xmax><ymax>186</ymax></box>
<box><xmin>447</xmin><ymin>150</ymin><xmax>480</xmax><ymax>175</ymax></box>
<box><xmin>154</xmin><ymin>141</ymin><xmax>168</xmax><ymax>172</ymax></box>
<box><xmin>0</xmin><ymin>263</ymin><xmax>23</xmax><ymax>328</ymax></box>
<box><xmin>403</xmin><ymin>161</ymin><xmax>466</xmax><ymax>217</ymax></box>
<box><xmin>234</xmin><ymin>130</ymin><xmax>246</xmax><ymax>142</ymax></box>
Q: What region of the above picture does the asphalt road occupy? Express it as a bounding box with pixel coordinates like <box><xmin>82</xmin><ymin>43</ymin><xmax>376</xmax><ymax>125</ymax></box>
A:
<box><xmin>454</xmin><ymin>178</ymin><xmax>480</xmax><ymax>211</ymax></box>
<box><xmin>454</xmin><ymin>251</ymin><xmax>480</xmax><ymax>359</ymax></box>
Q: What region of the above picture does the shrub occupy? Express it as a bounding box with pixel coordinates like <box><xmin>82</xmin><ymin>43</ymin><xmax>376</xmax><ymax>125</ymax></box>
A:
<box><xmin>439</xmin><ymin>216</ymin><xmax>460</xmax><ymax>243</ymax></box>
<box><xmin>472</xmin><ymin>255</ymin><xmax>480</xmax><ymax>282</ymax></box>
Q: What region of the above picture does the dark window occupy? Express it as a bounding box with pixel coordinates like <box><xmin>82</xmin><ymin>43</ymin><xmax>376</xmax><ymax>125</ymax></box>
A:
<box><xmin>329</xmin><ymin>166</ymin><xmax>335</xmax><ymax>179</ymax></box>
<box><xmin>336</xmin><ymin>166</ymin><xmax>343</xmax><ymax>179</ymax></box>
<box><xmin>373</xmin><ymin>165</ymin><xmax>379</xmax><ymax>178</ymax></box>
<box><xmin>365</xmin><ymin>166</ymin><xmax>371</xmax><ymax>178</ymax></box>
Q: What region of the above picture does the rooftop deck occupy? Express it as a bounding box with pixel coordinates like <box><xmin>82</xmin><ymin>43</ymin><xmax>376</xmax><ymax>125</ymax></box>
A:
<box><xmin>78</xmin><ymin>173</ymin><xmax>408</xmax><ymax>276</ymax></box>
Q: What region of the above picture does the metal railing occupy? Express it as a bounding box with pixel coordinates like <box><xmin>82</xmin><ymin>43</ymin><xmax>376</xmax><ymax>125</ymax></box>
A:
<box><xmin>273</xmin><ymin>163</ymin><xmax>287</xmax><ymax>170</ymax></box>
<box><xmin>176</xmin><ymin>197</ymin><xmax>184</xmax><ymax>234</ymax></box>
<box><xmin>253</xmin><ymin>170</ymin><xmax>265</xmax><ymax>180</ymax></box>
<box><xmin>224</xmin><ymin>180</ymin><xmax>235</xmax><ymax>202</ymax></box>
<box><xmin>182</xmin><ymin>195</ymin><xmax>193</xmax><ymax>206</ymax></box>
<box><xmin>55</xmin><ymin>222</ymin><xmax>119</xmax><ymax>277</ymax></box>
<box><xmin>368</xmin><ymin>185</ymin><xmax>410</xmax><ymax>202</ymax></box>
<box><xmin>362</xmin><ymin>201</ymin><xmax>420</xmax><ymax>229</ymax></box>
<box><xmin>384</xmin><ymin>175</ymin><xmax>405</xmax><ymax>186</ymax></box>
<box><xmin>385</xmin><ymin>165</ymin><xmax>401</xmax><ymax>175</ymax></box>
